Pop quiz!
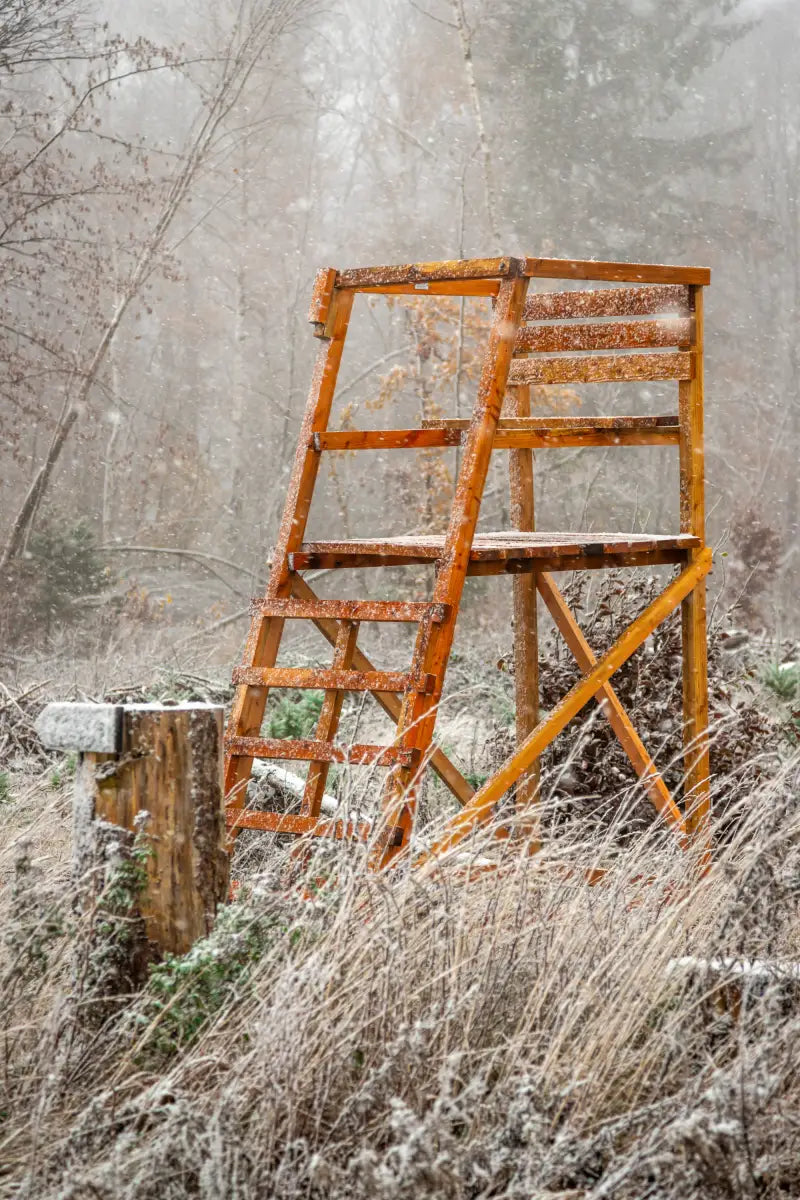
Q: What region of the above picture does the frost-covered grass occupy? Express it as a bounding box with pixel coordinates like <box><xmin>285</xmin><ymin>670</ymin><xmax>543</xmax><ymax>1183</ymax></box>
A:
<box><xmin>1</xmin><ymin>753</ymin><xmax>800</xmax><ymax>1200</ymax></box>
<box><xmin>1</xmin><ymin>601</ymin><xmax>798</xmax><ymax>1198</ymax></box>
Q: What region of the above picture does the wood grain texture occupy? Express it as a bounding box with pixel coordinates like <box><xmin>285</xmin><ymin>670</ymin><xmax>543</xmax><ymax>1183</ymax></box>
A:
<box><xmin>92</xmin><ymin>706</ymin><xmax>229</xmax><ymax>955</ymax></box>
<box><xmin>291</xmin><ymin>531</ymin><xmax>699</xmax><ymax>569</ymax></box>
<box><xmin>507</xmin><ymin>383</ymin><xmax>540</xmax><ymax>845</ymax></box>
<box><xmin>307</xmin><ymin>267</ymin><xmax>337</xmax><ymax>335</ymax></box>
<box><xmin>249</xmin><ymin>597</ymin><xmax>446</xmax><ymax>623</ymax></box>
<box><xmin>680</xmin><ymin>285</ymin><xmax>711</xmax><ymax>866</ymax></box>
<box><xmin>523</xmin><ymin>284</ymin><xmax>690</xmax><ymax>320</ymax></box>
<box><xmin>226</xmin><ymin>808</ymin><xmax>373</xmax><ymax>842</ymax></box>
<box><xmin>225</xmin><ymin>736</ymin><xmax>417</xmax><ymax>767</ymax></box>
<box><xmin>515</xmin><ymin>317</ymin><xmax>692</xmax><ymax>354</ymax></box>
<box><xmin>508</xmin><ymin>351</ymin><xmax>692</xmax><ymax>386</ymax></box>
<box><xmin>321</xmin><ymin>421</ymin><xmax>680</xmax><ymax>449</ymax></box>
<box><xmin>232</xmin><ymin>666</ymin><xmax>435</xmax><ymax>693</ymax></box>
<box><xmin>523</xmin><ymin>258</ymin><xmax>710</xmax><ymax>285</ymax></box>
<box><xmin>337</xmin><ymin>257</ymin><xmax>518</xmax><ymax>288</ymax></box>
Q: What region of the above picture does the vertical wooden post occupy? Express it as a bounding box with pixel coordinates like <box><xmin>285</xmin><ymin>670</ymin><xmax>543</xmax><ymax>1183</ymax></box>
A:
<box><xmin>679</xmin><ymin>284</ymin><xmax>711</xmax><ymax>866</ymax></box>
<box><xmin>37</xmin><ymin>702</ymin><xmax>229</xmax><ymax>956</ymax></box>
<box><xmin>507</xmin><ymin>382</ymin><xmax>541</xmax><ymax>850</ymax></box>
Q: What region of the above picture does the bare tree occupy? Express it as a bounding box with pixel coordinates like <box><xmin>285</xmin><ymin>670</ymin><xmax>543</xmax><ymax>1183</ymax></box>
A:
<box><xmin>0</xmin><ymin>0</ymin><xmax>310</xmax><ymax>571</ymax></box>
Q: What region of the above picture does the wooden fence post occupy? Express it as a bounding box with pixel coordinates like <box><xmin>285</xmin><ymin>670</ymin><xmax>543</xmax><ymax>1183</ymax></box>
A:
<box><xmin>36</xmin><ymin>702</ymin><xmax>229</xmax><ymax>957</ymax></box>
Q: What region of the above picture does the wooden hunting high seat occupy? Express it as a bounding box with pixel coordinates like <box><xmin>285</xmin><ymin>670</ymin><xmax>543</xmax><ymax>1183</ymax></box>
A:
<box><xmin>224</xmin><ymin>255</ymin><xmax>712</xmax><ymax>872</ymax></box>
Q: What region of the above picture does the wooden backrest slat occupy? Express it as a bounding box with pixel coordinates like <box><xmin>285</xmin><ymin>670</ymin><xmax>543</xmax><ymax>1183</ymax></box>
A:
<box><xmin>515</xmin><ymin>317</ymin><xmax>692</xmax><ymax>354</ymax></box>
<box><xmin>509</xmin><ymin>352</ymin><xmax>692</xmax><ymax>386</ymax></box>
<box><xmin>524</xmin><ymin>284</ymin><xmax>690</xmax><ymax>322</ymax></box>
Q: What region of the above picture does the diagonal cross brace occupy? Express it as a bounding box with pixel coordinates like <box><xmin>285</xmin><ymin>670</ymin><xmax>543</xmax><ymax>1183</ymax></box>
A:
<box><xmin>535</xmin><ymin>572</ymin><xmax>687</xmax><ymax>844</ymax></box>
<box><xmin>418</xmin><ymin>548</ymin><xmax>711</xmax><ymax>865</ymax></box>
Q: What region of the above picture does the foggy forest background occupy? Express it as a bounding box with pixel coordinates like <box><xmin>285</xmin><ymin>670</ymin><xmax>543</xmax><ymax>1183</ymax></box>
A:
<box><xmin>1</xmin><ymin>0</ymin><xmax>798</xmax><ymax>660</ymax></box>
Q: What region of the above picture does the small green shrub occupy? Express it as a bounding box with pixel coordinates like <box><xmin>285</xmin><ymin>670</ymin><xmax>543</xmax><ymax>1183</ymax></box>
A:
<box><xmin>133</xmin><ymin>899</ymin><xmax>300</xmax><ymax>1060</ymax></box>
<box><xmin>0</xmin><ymin>771</ymin><xmax>10</xmax><ymax>804</ymax></box>
<box><xmin>763</xmin><ymin>661</ymin><xmax>799</xmax><ymax>702</ymax></box>
<box><xmin>268</xmin><ymin>690</ymin><xmax>324</xmax><ymax>739</ymax></box>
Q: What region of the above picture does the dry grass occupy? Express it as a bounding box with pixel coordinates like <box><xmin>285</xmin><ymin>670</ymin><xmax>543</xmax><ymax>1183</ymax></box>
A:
<box><xmin>1</xmin><ymin>754</ymin><xmax>799</xmax><ymax>1199</ymax></box>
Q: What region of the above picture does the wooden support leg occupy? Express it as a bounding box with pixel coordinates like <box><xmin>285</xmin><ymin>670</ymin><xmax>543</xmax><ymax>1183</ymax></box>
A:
<box><xmin>682</xmin><ymin>579</ymin><xmax>711</xmax><ymax>863</ymax></box>
<box><xmin>536</xmin><ymin>571</ymin><xmax>687</xmax><ymax>844</ymax></box>
<box><xmin>507</xmin><ymin>382</ymin><xmax>540</xmax><ymax>850</ymax></box>
<box><xmin>678</xmin><ymin>285</ymin><xmax>711</xmax><ymax>868</ymax></box>
<box><xmin>418</xmin><ymin>550</ymin><xmax>712</xmax><ymax>865</ymax></box>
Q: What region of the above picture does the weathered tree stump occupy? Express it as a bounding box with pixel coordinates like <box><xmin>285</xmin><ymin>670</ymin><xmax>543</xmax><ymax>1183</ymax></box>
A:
<box><xmin>36</xmin><ymin>702</ymin><xmax>229</xmax><ymax>957</ymax></box>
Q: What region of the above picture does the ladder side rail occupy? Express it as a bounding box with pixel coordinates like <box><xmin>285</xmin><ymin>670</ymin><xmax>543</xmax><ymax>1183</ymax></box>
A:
<box><xmin>224</xmin><ymin>287</ymin><xmax>354</xmax><ymax>806</ymax></box>
<box><xmin>377</xmin><ymin>270</ymin><xmax>530</xmax><ymax>865</ymax></box>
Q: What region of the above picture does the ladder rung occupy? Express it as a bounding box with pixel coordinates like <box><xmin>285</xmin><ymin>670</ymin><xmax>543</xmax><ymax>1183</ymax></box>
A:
<box><xmin>232</xmin><ymin>666</ymin><xmax>437</xmax><ymax>694</ymax></box>
<box><xmin>313</xmin><ymin>429</ymin><xmax>459</xmax><ymax>451</ymax></box>
<box><xmin>423</xmin><ymin>415</ymin><xmax>679</xmax><ymax>431</ymax></box>
<box><xmin>226</xmin><ymin>735</ymin><xmax>418</xmax><ymax>767</ymax></box>
<box><xmin>225</xmin><ymin>808</ymin><xmax>373</xmax><ymax>841</ymax></box>
<box><xmin>248</xmin><ymin>598</ymin><xmax>448</xmax><ymax>623</ymax></box>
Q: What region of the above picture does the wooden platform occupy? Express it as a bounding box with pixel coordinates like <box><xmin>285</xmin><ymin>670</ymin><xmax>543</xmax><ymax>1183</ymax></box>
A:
<box><xmin>288</xmin><ymin>531</ymin><xmax>700</xmax><ymax>574</ymax></box>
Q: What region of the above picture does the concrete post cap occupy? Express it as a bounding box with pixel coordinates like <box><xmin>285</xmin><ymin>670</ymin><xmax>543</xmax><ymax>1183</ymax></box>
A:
<box><xmin>35</xmin><ymin>702</ymin><xmax>224</xmax><ymax>752</ymax></box>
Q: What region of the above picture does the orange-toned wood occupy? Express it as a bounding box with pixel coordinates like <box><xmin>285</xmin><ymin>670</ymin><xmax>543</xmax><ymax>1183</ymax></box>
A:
<box><xmin>419</xmin><ymin>549</ymin><xmax>712</xmax><ymax>864</ymax></box>
<box><xmin>307</xmin><ymin>267</ymin><xmax>337</xmax><ymax>336</ymax></box>
<box><xmin>224</xmin><ymin>288</ymin><xmax>354</xmax><ymax>807</ymax></box>
<box><xmin>290</xmin><ymin>531</ymin><xmax>699</xmax><ymax>570</ymax></box>
<box><xmin>319</xmin><ymin>422</ymin><xmax>680</xmax><ymax>450</ymax></box>
<box><xmin>250</xmin><ymin>597</ymin><xmax>447</xmax><ymax>623</ymax></box>
<box><xmin>508</xmin><ymin>352</ymin><xmax>692</xmax><ymax>386</ymax></box>
<box><xmin>515</xmin><ymin>318</ymin><xmax>692</xmax><ymax>354</ymax></box>
<box><xmin>337</xmin><ymin>257</ymin><xmax>519</xmax><ymax>288</ymax></box>
<box><xmin>335</xmin><ymin>257</ymin><xmax>709</xmax><ymax>289</ymax></box>
<box><xmin>315</xmin><ymin>428</ymin><xmax>461</xmax><ymax>450</ymax></box>
<box><xmin>288</xmin><ymin>575</ymin><xmax>475</xmax><ymax>807</ymax></box>
<box><xmin>507</xmin><ymin>383</ymin><xmax>540</xmax><ymax>849</ymax></box>
<box><xmin>535</xmin><ymin>572</ymin><xmax>687</xmax><ymax>844</ymax></box>
<box><xmin>225</xmin><ymin>736</ymin><xmax>417</xmax><ymax>767</ymax></box>
<box><xmin>523</xmin><ymin>258</ymin><xmax>710</xmax><ymax>285</ymax></box>
<box><xmin>346</xmin><ymin>280</ymin><xmax>500</xmax><ymax>297</ymax></box>
<box><xmin>226</xmin><ymin>809</ymin><xmax>373</xmax><ymax>842</ymax></box>
<box><xmin>679</xmin><ymin>284</ymin><xmax>711</xmax><ymax>866</ymax></box>
<box><xmin>232</xmin><ymin>666</ymin><xmax>436</xmax><ymax>694</ymax></box>
<box><xmin>376</xmin><ymin>273</ymin><xmax>531</xmax><ymax>866</ymax></box>
<box><xmin>301</xmin><ymin>620</ymin><xmax>359</xmax><ymax>818</ymax></box>
<box><xmin>424</xmin><ymin>415</ymin><xmax>679</xmax><ymax>431</ymax></box>
<box><xmin>524</xmin><ymin>284</ymin><xmax>690</xmax><ymax>321</ymax></box>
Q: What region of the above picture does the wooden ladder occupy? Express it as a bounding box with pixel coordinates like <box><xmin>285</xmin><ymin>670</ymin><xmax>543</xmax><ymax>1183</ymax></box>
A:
<box><xmin>225</xmin><ymin>260</ymin><xmax>529</xmax><ymax>867</ymax></box>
